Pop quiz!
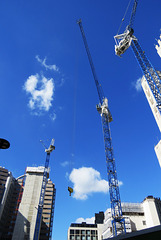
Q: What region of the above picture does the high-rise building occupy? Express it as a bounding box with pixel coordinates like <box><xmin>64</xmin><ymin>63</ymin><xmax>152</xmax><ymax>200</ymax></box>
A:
<box><xmin>0</xmin><ymin>167</ymin><xmax>15</xmax><ymax>238</ymax></box>
<box><xmin>141</xmin><ymin>72</ymin><xmax>161</xmax><ymax>133</ymax></box>
<box><xmin>0</xmin><ymin>166</ymin><xmax>56</xmax><ymax>240</ymax></box>
<box><xmin>141</xmin><ymin>72</ymin><xmax>161</xmax><ymax>166</ymax></box>
<box><xmin>39</xmin><ymin>179</ymin><xmax>56</xmax><ymax>240</ymax></box>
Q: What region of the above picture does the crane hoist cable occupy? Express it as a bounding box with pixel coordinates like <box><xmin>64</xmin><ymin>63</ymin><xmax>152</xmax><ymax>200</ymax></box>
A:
<box><xmin>68</xmin><ymin>57</ymin><xmax>78</xmax><ymax>196</ymax></box>
<box><xmin>114</xmin><ymin>0</ymin><xmax>138</xmax><ymax>57</ymax></box>
<box><xmin>117</xmin><ymin>0</ymin><xmax>132</xmax><ymax>35</ymax></box>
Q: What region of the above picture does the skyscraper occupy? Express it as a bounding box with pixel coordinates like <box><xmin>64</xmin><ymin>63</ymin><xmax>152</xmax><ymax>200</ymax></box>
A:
<box><xmin>0</xmin><ymin>166</ymin><xmax>56</xmax><ymax>240</ymax></box>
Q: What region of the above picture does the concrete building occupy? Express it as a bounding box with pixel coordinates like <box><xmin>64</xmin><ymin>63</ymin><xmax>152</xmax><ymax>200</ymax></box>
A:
<box><xmin>0</xmin><ymin>167</ymin><xmax>15</xmax><ymax>238</ymax></box>
<box><xmin>39</xmin><ymin>179</ymin><xmax>56</xmax><ymax>240</ymax></box>
<box><xmin>12</xmin><ymin>166</ymin><xmax>56</xmax><ymax>240</ymax></box>
<box><xmin>141</xmin><ymin>72</ymin><xmax>161</xmax><ymax>133</ymax></box>
<box><xmin>12</xmin><ymin>166</ymin><xmax>47</xmax><ymax>239</ymax></box>
<box><xmin>68</xmin><ymin>212</ymin><xmax>104</xmax><ymax>240</ymax></box>
<box><xmin>68</xmin><ymin>196</ymin><xmax>161</xmax><ymax>240</ymax></box>
<box><xmin>0</xmin><ymin>166</ymin><xmax>56</xmax><ymax>240</ymax></box>
<box><xmin>102</xmin><ymin>196</ymin><xmax>161</xmax><ymax>239</ymax></box>
<box><xmin>141</xmin><ymin>72</ymin><xmax>161</xmax><ymax>166</ymax></box>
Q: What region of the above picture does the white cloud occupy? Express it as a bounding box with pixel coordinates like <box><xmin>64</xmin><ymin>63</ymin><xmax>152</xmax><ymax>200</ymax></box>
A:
<box><xmin>155</xmin><ymin>35</ymin><xmax>161</xmax><ymax>58</ymax></box>
<box><xmin>76</xmin><ymin>217</ymin><xmax>95</xmax><ymax>224</ymax></box>
<box><xmin>132</xmin><ymin>77</ymin><xmax>142</xmax><ymax>92</ymax></box>
<box><xmin>61</xmin><ymin>161</ymin><xmax>70</xmax><ymax>167</ymax></box>
<box><xmin>36</xmin><ymin>55</ymin><xmax>59</xmax><ymax>72</ymax></box>
<box><xmin>69</xmin><ymin>167</ymin><xmax>109</xmax><ymax>200</ymax></box>
<box><xmin>50</xmin><ymin>112</ymin><xmax>57</xmax><ymax>121</ymax></box>
<box><xmin>23</xmin><ymin>74</ymin><xmax>54</xmax><ymax>112</ymax></box>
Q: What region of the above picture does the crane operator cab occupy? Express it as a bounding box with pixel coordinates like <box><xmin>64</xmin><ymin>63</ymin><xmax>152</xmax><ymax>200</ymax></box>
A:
<box><xmin>68</xmin><ymin>186</ymin><xmax>73</xmax><ymax>196</ymax></box>
<box><xmin>114</xmin><ymin>28</ymin><xmax>135</xmax><ymax>57</ymax></box>
<box><xmin>45</xmin><ymin>138</ymin><xmax>55</xmax><ymax>153</ymax></box>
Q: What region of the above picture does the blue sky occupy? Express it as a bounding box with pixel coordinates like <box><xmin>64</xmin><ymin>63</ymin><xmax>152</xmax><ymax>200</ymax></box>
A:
<box><xmin>1</xmin><ymin>0</ymin><xmax>161</xmax><ymax>239</ymax></box>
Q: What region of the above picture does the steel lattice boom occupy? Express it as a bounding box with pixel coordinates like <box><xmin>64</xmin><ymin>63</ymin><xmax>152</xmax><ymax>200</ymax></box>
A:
<box><xmin>77</xmin><ymin>19</ymin><xmax>126</xmax><ymax>236</ymax></box>
<box><xmin>128</xmin><ymin>0</ymin><xmax>138</xmax><ymax>30</ymax></box>
<box><xmin>131</xmin><ymin>40</ymin><xmax>161</xmax><ymax>111</ymax></box>
<box><xmin>115</xmin><ymin>0</ymin><xmax>161</xmax><ymax>112</ymax></box>
<box><xmin>34</xmin><ymin>139</ymin><xmax>55</xmax><ymax>240</ymax></box>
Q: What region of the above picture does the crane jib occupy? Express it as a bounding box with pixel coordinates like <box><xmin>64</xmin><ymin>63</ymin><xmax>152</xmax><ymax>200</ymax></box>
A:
<box><xmin>77</xmin><ymin>20</ymin><xmax>104</xmax><ymax>104</ymax></box>
<box><xmin>77</xmin><ymin>19</ymin><xmax>126</xmax><ymax>236</ymax></box>
<box><xmin>129</xmin><ymin>0</ymin><xmax>138</xmax><ymax>29</ymax></box>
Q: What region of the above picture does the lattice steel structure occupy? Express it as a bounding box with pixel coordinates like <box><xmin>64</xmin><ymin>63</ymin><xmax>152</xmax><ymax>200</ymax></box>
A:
<box><xmin>77</xmin><ymin>19</ymin><xmax>126</xmax><ymax>236</ymax></box>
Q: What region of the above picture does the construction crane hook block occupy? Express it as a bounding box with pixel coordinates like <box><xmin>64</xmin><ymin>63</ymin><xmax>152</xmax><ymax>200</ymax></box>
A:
<box><xmin>68</xmin><ymin>186</ymin><xmax>73</xmax><ymax>196</ymax></box>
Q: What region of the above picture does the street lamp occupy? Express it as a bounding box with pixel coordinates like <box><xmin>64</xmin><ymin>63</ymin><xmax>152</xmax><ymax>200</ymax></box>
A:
<box><xmin>0</xmin><ymin>138</ymin><xmax>10</xmax><ymax>149</ymax></box>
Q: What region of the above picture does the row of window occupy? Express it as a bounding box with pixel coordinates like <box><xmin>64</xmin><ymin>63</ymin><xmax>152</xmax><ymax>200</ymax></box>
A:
<box><xmin>70</xmin><ymin>236</ymin><xmax>98</xmax><ymax>240</ymax></box>
<box><xmin>70</xmin><ymin>230</ymin><xmax>97</xmax><ymax>235</ymax></box>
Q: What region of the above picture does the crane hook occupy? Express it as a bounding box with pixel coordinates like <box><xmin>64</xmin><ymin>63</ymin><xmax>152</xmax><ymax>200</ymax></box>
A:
<box><xmin>68</xmin><ymin>187</ymin><xmax>73</xmax><ymax>196</ymax></box>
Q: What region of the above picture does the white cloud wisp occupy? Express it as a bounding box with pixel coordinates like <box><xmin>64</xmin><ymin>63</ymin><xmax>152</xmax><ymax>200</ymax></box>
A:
<box><xmin>69</xmin><ymin>167</ymin><xmax>109</xmax><ymax>200</ymax></box>
<box><xmin>24</xmin><ymin>74</ymin><xmax>54</xmax><ymax>113</ymax></box>
<box><xmin>132</xmin><ymin>77</ymin><xmax>142</xmax><ymax>92</ymax></box>
<box><xmin>61</xmin><ymin>161</ymin><xmax>70</xmax><ymax>167</ymax></box>
<box><xmin>36</xmin><ymin>55</ymin><xmax>59</xmax><ymax>72</ymax></box>
<box><xmin>155</xmin><ymin>35</ymin><xmax>161</xmax><ymax>58</ymax></box>
<box><xmin>76</xmin><ymin>217</ymin><xmax>95</xmax><ymax>224</ymax></box>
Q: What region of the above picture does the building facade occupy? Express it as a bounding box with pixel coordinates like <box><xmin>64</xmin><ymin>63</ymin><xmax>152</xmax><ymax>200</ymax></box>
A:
<box><xmin>68</xmin><ymin>212</ymin><xmax>104</xmax><ymax>240</ymax></box>
<box><xmin>39</xmin><ymin>179</ymin><xmax>56</xmax><ymax>240</ymax></box>
<box><xmin>68</xmin><ymin>196</ymin><xmax>161</xmax><ymax>240</ymax></box>
<box><xmin>141</xmin><ymin>72</ymin><xmax>161</xmax><ymax>166</ymax></box>
<box><xmin>102</xmin><ymin>196</ymin><xmax>161</xmax><ymax>239</ymax></box>
<box><xmin>0</xmin><ymin>166</ymin><xmax>56</xmax><ymax>240</ymax></box>
<box><xmin>0</xmin><ymin>167</ymin><xmax>15</xmax><ymax>238</ymax></box>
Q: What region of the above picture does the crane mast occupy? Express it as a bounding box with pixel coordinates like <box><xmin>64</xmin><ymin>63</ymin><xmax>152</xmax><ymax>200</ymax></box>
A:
<box><xmin>131</xmin><ymin>40</ymin><xmax>161</xmax><ymax>111</ymax></box>
<box><xmin>77</xmin><ymin>19</ymin><xmax>126</xmax><ymax>236</ymax></box>
<box><xmin>33</xmin><ymin>139</ymin><xmax>55</xmax><ymax>240</ymax></box>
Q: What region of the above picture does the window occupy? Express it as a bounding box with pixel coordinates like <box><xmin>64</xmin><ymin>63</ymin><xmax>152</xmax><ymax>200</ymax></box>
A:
<box><xmin>91</xmin><ymin>230</ymin><xmax>95</xmax><ymax>235</ymax></box>
<box><xmin>86</xmin><ymin>230</ymin><xmax>90</xmax><ymax>235</ymax></box>
<box><xmin>143</xmin><ymin>220</ymin><xmax>146</xmax><ymax>225</ymax></box>
<box><xmin>43</xmin><ymin>217</ymin><xmax>50</xmax><ymax>220</ymax></box>
<box><xmin>76</xmin><ymin>236</ymin><xmax>80</xmax><ymax>240</ymax></box>
<box><xmin>81</xmin><ymin>236</ymin><xmax>85</xmax><ymax>240</ymax></box>
<box><xmin>81</xmin><ymin>230</ymin><xmax>85</xmax><ymax>234</ymax></box>
<box><xmin>70</xmin><ymin>230</ymin><xmax>74</xmax><ymax>235</ymax></box>
<box><xmin>76</xmin><ymin>230</ymin><xmax>80</xmax><ymax>234</ymax></box>
<box><xmin>70</xmin><ymin>236</ymin><xmax>74</xmax><ymax>240</ymax></box>
<box><xmin>86</xmin><ymin>236</ymin><xmax>90</xmax><ymax>240</ymax></box>
<box><xmin>91</xmin><ymin>237</ymin><xmax>97</xmax><ymax>240</ymax></box>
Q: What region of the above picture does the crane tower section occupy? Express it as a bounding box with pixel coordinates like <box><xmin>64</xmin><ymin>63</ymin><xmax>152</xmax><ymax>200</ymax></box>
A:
<box><xmin>114</xmin><ymin>0</ymin><xmax>161</xmax><ymax>167</ymax></box>
<box><xmin>34</xmin><ymin>139</ymin><xmax>55</xmax><ymax>240</ymax></box>
<box><xmin>77</xmin><ymin>19</ymin><xmax>126</xmax><ymax>236</ymax></box>
<box><xmin>114</xmin><ymin>0</ymin><xmax>161</xmax><ymax>113</ymax></box>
